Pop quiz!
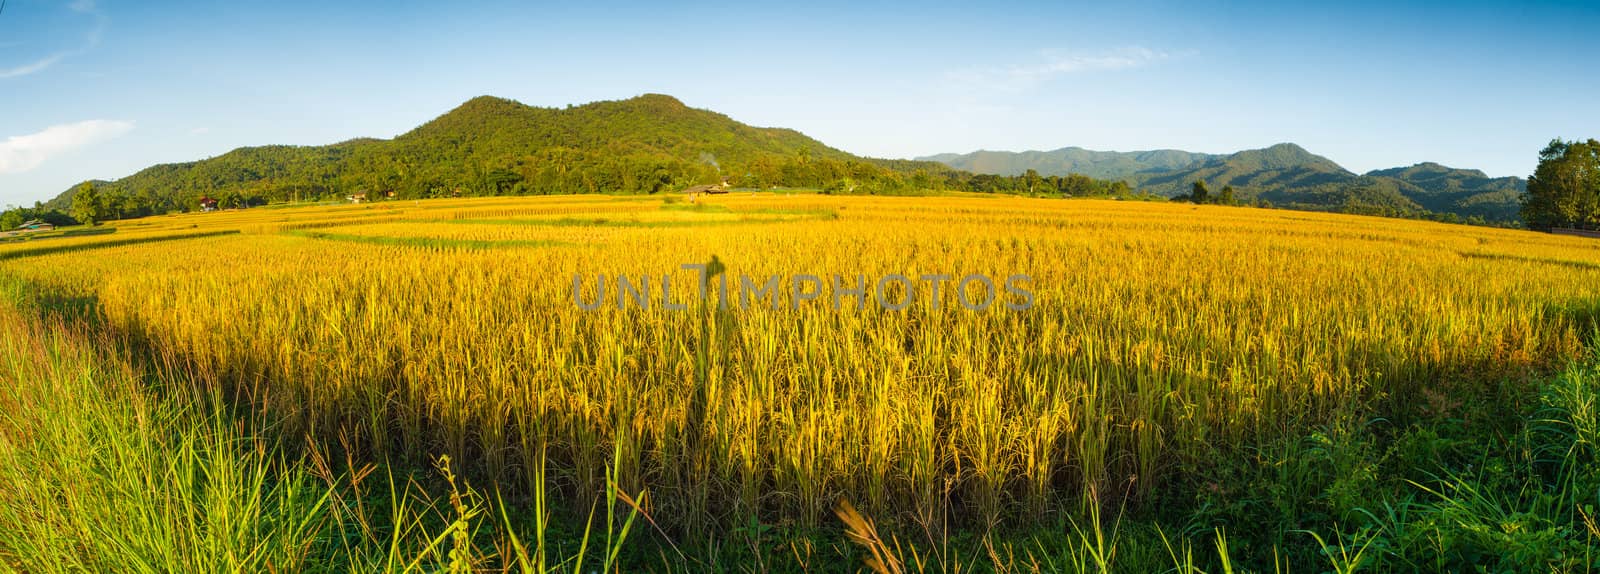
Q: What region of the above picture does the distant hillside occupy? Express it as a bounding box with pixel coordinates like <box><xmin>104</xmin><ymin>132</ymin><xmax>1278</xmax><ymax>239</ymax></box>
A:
<box><xmin>48</xmin><ymin>94</ymin><xmax>955</xmax><ymax>213</ymax></box>
<box><xmin>50</xmin><ymin>95</ymin><xmax>1526</xmax><ymax>225</ymax></box>
<box><xmin>1132</xmin><ymin>143</ymin><xmax>1352</xmax><ymax>196</ymax></box>
<box><xmin>1361</xmin><ymin>162</ymin><xmax>1525</xmax><ymax>220</ymax></box>
<box><xmin>921</xmin><ymin>144</ymin><xmax>1526</xmax><ymax>222</ymax></box>
<box><xmin>919</xmin><ymin>147</ymin><xmax>1220</xmax><ymax>180</ymax></box>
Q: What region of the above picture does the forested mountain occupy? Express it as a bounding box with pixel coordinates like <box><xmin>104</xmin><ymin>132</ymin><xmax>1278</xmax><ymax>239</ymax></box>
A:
<box><xmin>45</xmin><ymin>94</ymin><xmax>1526</xmax><ymax>225</ymax></box>
<box><xmin>921</xmin><ymin>147</ymin><xmax>1220</xmax><ymax>180</ymax></box>
<box><xmin>1362</xmin><ymin>162</ymin><xmax>1525</xmax><ymax>219</ymax></box>
<box><xmin>922</xmin><ymin>144</ymin><xmax>1527</xmax><ymax>222</ymax></box>
<box><xmin>46</xmin><ymin>94</ymin><xmax>963</xmax><ymax>214</ymax></box>
<box><xmin>1134</xmin><ymin>143</ymin><xmax>1352</xmax><ymax>196</ymax></box>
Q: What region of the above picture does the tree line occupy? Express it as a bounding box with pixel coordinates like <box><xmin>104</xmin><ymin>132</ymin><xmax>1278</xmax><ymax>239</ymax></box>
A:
<box><xmin>34</xmin><ymin>152</ymin><xmax>1148</xmax><ymax>227</ymax></box>
<box><xmin>1172</xmin><ymin>180</ymin><xmax>1239</xmax><ymax>205</ymax></box>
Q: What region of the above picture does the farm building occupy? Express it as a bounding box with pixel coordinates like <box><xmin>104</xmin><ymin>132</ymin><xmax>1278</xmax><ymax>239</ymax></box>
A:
<box><xmin>347</xmin><ymin>193</ymin><xmax>368</xmax><ymax>204</ymax></box>
<box><xmin>14</xmin><ymin>219</ymin><xmax>55</xmax><ymax>233</ymax></box>
<box><xmin>199</xmin><ymin>197</ymin><xmax>219</xmax><ymax>212</ymax></box>
<box><xmin>682</xmin><ymin>181</ymin><xmax>730</xmax><ymax>196</ymax></box>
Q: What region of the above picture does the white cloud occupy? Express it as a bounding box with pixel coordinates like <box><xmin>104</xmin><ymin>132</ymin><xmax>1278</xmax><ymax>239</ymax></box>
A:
<box><xmin>947</xmin><ymin>47</ymin><xmax>1172</xmax><ymax>92</ymax></box>
<box><xmin>0</xmin><ymin>120</ymin><xmax>134</xmax><ymax>174</ymax></box>
<box><xmin>0</xmin><ymin>54</ymin><xmax>67</xmax><ymax>79</ymax></box>
<box><xmin>0</xmin><ymin>0</ymin><xmax>109</xmax><ymax>80</ymax></box>
<box><xmin>189</xmin><ymin>126</ymin><xmax>211</xmax><ymax>135</ymax></box>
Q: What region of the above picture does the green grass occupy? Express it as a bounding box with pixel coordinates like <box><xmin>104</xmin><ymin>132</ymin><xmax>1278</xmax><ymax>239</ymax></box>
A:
<box><xmin>285</xmin><ymin>230</ymin><xmax>566</xmax><ymax>250</ymax></box>
<box><xmin>0</xmin><ymin>284</ymin><xmax>660</xmax><ymax>573</ymax></box>
<box><xmin>439</xmin><ymin>213</ymin><xmax>837</xmax><ymax>229</ymax></box>
<box><xmin>0</xmin><ymin>226</ymin><xmax>117</xmax><ymax>243</ymax></box>
<box><xmin>0</xmin><ymin>304</ymin><xmax>331</xmax><ymax>572</ymax></box>
<box><xmin>0</xmin><ymin>230</ymin><xmax>240</xmax><ymax>260</ymax></box>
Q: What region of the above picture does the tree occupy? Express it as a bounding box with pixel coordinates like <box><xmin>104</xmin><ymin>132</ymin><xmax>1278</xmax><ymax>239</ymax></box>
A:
<box><xmin>70</xmin><ymin>183</ymin><xmax>105</xmax><ymax>225</ymax></box>
<box><xmin>822</xmin><ymin>177</ymin><xmax>856</xmax><ymax>195</ymax></box>
<box><xmin>1191</xmin><ymin>180</ymin><xmax>1210</xmax><ymax>204</ymax></box>
<box><xmin>1024</xmin><ymin>169</ymin><xmax>1041</xmax><ymax>195</ymax></box>
<box><xmin>1219</xmin><ymin>185</ymin><xmax>1236</xmax><ymax>205</ymax></box>
<box><xmin>1</xmin><ymin>205</ymin><xmax>78</xmax><ymax>230</ymax></box>
<box><xmin>1522</xmin><ymin>138</ymin><xmax>1600</xmax><ymax>230</ymax></box>
<box><xmin>0</xmin><ymin>209</ymin><xmax>21</xmax><ymax>231</ymax></box>
<box><xmin>482</xmin><ymin>168</ymin><xmax>524</xmax><ymax>196</ymax></box>
<box><xmin>1062</xmin><ymin>173</ymin><xmax>1096</xmax><ymax>196</ymax></box>
<box><xmin>219</xmin><ymin>190</ymin><xmax>246</xmax><ymax>209</ymax></box>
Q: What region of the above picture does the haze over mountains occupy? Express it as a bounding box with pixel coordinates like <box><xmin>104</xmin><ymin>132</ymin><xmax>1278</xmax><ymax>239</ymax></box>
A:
<box><xmin>921</xmin><ymin>144</ymin><xmax>1526</xmax><ymax>221</ymax></box>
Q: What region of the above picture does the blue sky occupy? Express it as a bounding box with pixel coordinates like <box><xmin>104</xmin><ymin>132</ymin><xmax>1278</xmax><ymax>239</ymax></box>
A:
<box><xmin>1</xmin><ymin>0</ymin><xmax>1597</xmax><ymax>206</ymax></box>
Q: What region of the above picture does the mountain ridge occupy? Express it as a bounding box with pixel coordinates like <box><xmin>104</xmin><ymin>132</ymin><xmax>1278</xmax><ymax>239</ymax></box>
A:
<box><xmin>919</xmin><ymin>144</ymin><xmax>1525</xmax><ymax>221</ymax></box>
<box><xmin>47</xmin><ymin>94</ymin><xmax>949</xmax><ymax>211</ymax></box>
<box><xmin>45</xmin><ymin>94</ymin><xmax>1524</xmax><ymax>224</ymax></box>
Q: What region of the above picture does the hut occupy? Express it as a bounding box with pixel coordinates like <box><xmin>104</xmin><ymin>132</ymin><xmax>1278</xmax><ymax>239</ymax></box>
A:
<box><xmin>15</xmin><ymin>219</ymin><xmax>55</xmax><ymax>233</ymax></box>
<box><xmin>681</xmin><ymin>180</ymin><xmax>731</xmax><ymax>198</ymax></box>
<box><xmin>199</xmin><ymin>197</ymin><xmax>219</xmax><ymax>212</ymax></box>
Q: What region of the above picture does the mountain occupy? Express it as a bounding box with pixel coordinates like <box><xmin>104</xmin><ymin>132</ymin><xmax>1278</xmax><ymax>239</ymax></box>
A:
<box><xmin>924</xmin><ymin>147</ymin><xmax>1219</xmax><ymax>180</ymax></box>
<box><xmin>51</xmin><ymin>95</ymin><xmax>1526</xmax><ymax>225</ymax></box>
<box><xmin>1361</xmin><ymin>162</ymin><xmax>1525</xmax><ymax>220</ymax></box>
<box><xmin>1132</xmin><ymin>143</ymin><xmax>1353</xmax><ymax>196</ymax></box>
<box><xmin>920</xmin><ymin>144</ymin><xmax>1526</xmax><ymax>222</ymax></box>
<box><xmin>48</xmin><ymin>94</ymin><xmax>953</xmax><ymax>212</ymax></box>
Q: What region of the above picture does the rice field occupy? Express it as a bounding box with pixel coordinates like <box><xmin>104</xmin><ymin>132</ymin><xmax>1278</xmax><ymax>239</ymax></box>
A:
<box><xmin>3</xmin><ymin>192</ymin><xmax>1600</xmax><ymax>570</ymax></box>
